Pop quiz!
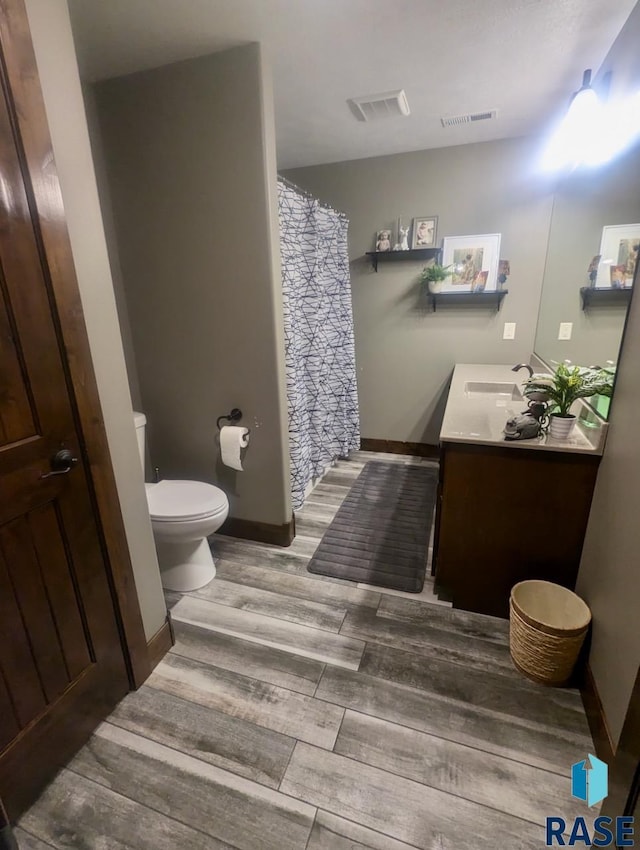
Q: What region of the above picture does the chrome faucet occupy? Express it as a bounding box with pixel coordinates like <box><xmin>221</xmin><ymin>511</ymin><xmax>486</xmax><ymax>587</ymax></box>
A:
<box><xmin>512</xmin><ymin>363</ymin><xmax>534</xmax><ymax>379</ymax></box>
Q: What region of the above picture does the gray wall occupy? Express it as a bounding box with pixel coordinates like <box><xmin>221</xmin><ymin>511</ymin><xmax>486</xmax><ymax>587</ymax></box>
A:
<box><xmin>94</xmin><ymin>45</ymin><xmax>291</xmax><ymax>526</ymax></box>
<box><xmin>285</xmin><ymin>136</ymin><xmax>555</xmax><ymax>444</ymax></box>
<box><xmin>576</xmin><ymin>0</ymin><xmax>640</xmax><ymax>748</ymax></box>
<box><xmin>83</xmin><ymin>83</ymin><xmax>143</xmax><ymax>412</ymax></box>
<box><xmin>25</xmin><ymin>0</ymin><xmax>166</xmax><ymax>640</ymax></box>
<box><xmin>535</xmin><ymin>141</ymin><xmax>640</xmax><ymax>369</ymax></box>
<box><xmin>577</xmin><ymin>282</ymin><xmax>640</xmax><ymax>746</ymax></box>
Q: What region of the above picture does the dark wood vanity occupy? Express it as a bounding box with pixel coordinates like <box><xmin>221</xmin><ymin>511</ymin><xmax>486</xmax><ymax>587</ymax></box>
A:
<box><xmin>433</xmin><ymin>440</ymin><xmax>600</xmax><ymax>618</ymax></box>
<box><xmin>432</xmin><ymin>363</ymin><xmax>605</xmax><ymax>619</ymax></box>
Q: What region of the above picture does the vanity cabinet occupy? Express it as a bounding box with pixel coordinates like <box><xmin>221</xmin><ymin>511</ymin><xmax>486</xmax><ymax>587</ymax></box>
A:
<box><xmin>433</xmin><ymin>441</ymin><xmax>600</xmax><ymax>619</ymax></box>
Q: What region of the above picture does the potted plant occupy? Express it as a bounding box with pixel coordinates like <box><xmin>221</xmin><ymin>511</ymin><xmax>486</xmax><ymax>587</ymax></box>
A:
<box><xmin>420</xmin><ymin>263</ymin><xmax>452</xmax><ymax>293</ymax></box>
<box><xmin>523</xmin><ymin>364</ymin><xmax>613</xmax><ymax>440</ymax></box>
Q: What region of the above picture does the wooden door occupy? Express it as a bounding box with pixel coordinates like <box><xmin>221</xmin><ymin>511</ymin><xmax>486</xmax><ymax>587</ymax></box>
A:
<box><xmin>0</xmin><ymin>14</ymin><xmax>129</xmax><ymax>820</ymax></box>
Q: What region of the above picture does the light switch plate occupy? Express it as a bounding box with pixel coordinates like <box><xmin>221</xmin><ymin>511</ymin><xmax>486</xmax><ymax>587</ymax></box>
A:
<box><xmin>558</xmin><ymin>322</ymin><xmax>573</xmax><ymax>340</ymax></box>
<box><xmin>503</xmin><ymin>322</ymin><xmax>516</xmax><ymax>340</ymax></box>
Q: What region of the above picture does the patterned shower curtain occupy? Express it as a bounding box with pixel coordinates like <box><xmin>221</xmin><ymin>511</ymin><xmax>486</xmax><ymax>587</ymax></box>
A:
<box><xmin>278</xmin><ymin>180</ymin><xmax>360</xmax><ymax>510</ymax></box>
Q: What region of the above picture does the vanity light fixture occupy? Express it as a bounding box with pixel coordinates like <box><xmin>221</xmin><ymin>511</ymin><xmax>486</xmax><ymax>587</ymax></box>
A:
<box><xmin>541</xmin><ymin>69</ymin><xmax>602</xmax><ymax>171</ymax></box>
<box><xmin>542</xmin><ymin>69</ymin><xmax>640</xmax><ymax>171</ymax></box>
<box><xmin>568</xmin><ymin>69</ymin><xmax>599</xmax><ymax>119</ymax></box>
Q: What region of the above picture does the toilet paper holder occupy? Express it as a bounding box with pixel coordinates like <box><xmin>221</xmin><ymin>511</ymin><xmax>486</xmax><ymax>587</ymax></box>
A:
<box><xmin>216</xmin><ymin>408</ymin><xmax>250</xmax><ymax>433</ymax></box>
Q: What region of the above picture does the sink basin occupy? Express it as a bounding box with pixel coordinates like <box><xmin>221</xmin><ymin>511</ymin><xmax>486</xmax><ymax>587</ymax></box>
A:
<box><xmin>464</xmin><ymin>381</ymin><xmax>522</xmax><ymax>399</ymax></box>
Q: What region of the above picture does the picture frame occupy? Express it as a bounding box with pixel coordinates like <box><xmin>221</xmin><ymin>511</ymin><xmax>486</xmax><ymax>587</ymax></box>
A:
<box><xmin>375</xmin><ymin>229</ymin><xmax>392</xmax><ymax>252</ymax></box>
<box><xmin>596</xmin><ymin>224</ymin><xmax>640</xmax><ymax>288</ymax></box>
<box><xmin>587</xmin><ymin>254</ymin><xmax>601</xmax><ymax>287</ymax></box>
<box><xmin>441</xmin><ymin>233</ymin><xmax>501</xmax><ymax>292</ymax></box>
<box><xmin>411</xmin><ymin>216</ymin><xmax>438</xmax><ymax>249</ymax></box>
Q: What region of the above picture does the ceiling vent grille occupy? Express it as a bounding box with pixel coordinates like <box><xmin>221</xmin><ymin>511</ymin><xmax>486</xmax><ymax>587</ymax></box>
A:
<box><xmin>348</xmin><ymin>89</ymin><xmax>411</xmax><ymax>122</ymax></box>
<box><xmin>440</xmin><ymin>109</ymin><xmax>497</xmax><ymax>127</ymax></box>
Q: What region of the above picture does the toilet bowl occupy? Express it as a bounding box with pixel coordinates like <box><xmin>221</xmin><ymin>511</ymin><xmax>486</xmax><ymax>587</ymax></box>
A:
<box><xmin>146</xmin><ymin>479</ymin><xmax>229</xmax><ymax>591</ymax></box>
<box><xmin>134</xmin><ymin>413</ymin><xmax>229</xmax><ymax>591</ymax></box>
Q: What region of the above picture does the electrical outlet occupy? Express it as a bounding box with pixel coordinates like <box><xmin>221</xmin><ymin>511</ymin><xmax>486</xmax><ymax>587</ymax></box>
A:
<box><xmin>503</xmin><ymin>322</ymin><xmax>516</xmax><ymax>340</ymax></box>
<box><xmin>558</xmin><ymin>322</ymin><xmax>573</xmax><ymax>340</ymax></box>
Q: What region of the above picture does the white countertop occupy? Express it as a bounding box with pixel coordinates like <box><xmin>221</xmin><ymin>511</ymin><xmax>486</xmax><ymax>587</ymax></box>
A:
<box><xmin>439</xmin><ymin>364</ymin><xmax>606</xmax><ymax>455</ymax></box>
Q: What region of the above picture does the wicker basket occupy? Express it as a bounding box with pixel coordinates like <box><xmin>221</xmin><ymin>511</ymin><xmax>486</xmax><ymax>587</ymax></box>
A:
<box><xmin>509</xmin><ymin>580</ymin><xmax>591</xmax><ymax>686</ymax></box>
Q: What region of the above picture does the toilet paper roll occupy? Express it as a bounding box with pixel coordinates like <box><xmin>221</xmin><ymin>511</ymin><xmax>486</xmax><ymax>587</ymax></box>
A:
<box><xmin>220</xmin><ymin>425</ymin><xmax>250</xmax><ymax>471</ymax></box>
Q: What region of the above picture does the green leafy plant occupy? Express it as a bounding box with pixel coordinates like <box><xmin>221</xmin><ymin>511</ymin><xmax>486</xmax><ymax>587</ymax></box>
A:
<box><xmin>421</xmin><ymin>263</ymin><xmax>452</xmax><ymax>284</ymax></box>
<box><xmin>523</xmin><ymin>363</ymin><xmax>614</xmax><ymax>418</ymax></box>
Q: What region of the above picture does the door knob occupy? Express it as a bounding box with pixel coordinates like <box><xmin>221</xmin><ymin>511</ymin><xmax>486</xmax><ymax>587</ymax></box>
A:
<box><xmin>40</xmin><ymin>449</ymin><xmax>78</xmax><ymax>479</ymax></box>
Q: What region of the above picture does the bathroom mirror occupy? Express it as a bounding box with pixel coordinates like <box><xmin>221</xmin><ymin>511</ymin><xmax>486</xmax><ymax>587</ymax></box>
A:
<box><xmin>534</xmin><ymin>140</ymin><xmax>640</xmax><ymax>418</ymax></box>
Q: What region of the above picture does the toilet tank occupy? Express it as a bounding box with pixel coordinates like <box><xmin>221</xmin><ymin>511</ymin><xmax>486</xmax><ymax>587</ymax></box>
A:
<box><xmin>133</xmin><ymin>411</ymin><xmax>146</xmax><ymax>473</ymax></box>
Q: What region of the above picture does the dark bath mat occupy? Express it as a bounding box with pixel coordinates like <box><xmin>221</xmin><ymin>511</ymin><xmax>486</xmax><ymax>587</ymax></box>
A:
<box><xmin>307</xmin><ymin>461</ymin><xmax>438</xmax><ymax>592</ymax></box>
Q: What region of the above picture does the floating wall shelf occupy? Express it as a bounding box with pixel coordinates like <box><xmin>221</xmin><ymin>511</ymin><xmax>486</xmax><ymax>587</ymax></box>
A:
<box><xmin>580</xmin><ymin>286</ymin><xmax>633</xmax><ymax>310</ymax></box>
<box><xmin>428</xmin><ymin>290</ymin><xmax>508</xmax><ymax>312</ymax></box>
<box><xmin>365</xmin><ymin>247</ymin><xmax>440</xmax><ymax>272</ymax></box>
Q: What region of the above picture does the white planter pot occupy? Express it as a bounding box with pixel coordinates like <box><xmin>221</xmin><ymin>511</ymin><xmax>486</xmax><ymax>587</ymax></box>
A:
<box><xmin>549</xmin><ymin>414</ymin><xmax>577</xmax><ymax>440</ymax></box>
<box><xmin>428</xmin><ymin>281</ymin><xmax>443</xmax><ymax>293</ymax></box>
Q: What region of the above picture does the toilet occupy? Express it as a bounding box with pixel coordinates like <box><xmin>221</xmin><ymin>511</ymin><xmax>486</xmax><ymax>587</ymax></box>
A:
<box><xmin>134</xmin><ymin>412</ymin><xmax>229</xmax><ymax>592</ymax></box>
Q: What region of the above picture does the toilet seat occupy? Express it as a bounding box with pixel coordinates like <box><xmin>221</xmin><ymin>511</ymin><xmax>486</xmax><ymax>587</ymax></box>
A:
<box><xmin>146</xmin><ymin>480</ymin><xmax>228</xmax><ymax>522</ymax></box>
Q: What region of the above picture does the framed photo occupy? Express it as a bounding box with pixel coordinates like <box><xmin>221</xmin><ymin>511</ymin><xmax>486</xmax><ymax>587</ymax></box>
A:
<box><xmin>441</xmin><ymin>233</ymin><xmax>501</xmax><ymax>292</ymax></box>
<box><xmin>596</xmin><ymin>224</ymin><xmax>640</xmax><ymax>288</ymax></box>
<box><xmin>411</xmin><ymin>216</ymin><xmax>438</xmax><ymax>249</ymax></box>
<box><xmin>587</xmin><ymin>254</ymin><xmax>601</xmax><ymax>286</ymax></box>
<box><xmin>375</xmin><ymin>229</ymin><xmax>392</xmax><ymax>252</ymax></box>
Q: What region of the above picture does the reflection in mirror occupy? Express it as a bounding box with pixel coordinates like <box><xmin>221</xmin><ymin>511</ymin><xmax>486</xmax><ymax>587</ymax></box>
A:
<box><xmin>534</xmin><ymin>141</ymin><xmax>640</xmax><ymax>418</ymax></box>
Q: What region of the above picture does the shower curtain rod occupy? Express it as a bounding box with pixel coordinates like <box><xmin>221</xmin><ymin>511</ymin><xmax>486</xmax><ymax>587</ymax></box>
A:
<box><xmin>277</xmin><ymin>174</ymin><xmax>348</xmax><ymax>219</ymax></box>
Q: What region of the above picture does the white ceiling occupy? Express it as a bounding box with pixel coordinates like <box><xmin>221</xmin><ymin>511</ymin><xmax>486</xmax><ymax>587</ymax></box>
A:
<box><xmin>67</xmin><ymin>0</ymin><xmax>636</xmax><ymax>169</ymax></box>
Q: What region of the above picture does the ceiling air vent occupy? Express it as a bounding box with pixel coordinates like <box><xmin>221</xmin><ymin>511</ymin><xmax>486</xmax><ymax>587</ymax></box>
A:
<box><xmin>348</xmin><ymin>89</ymin><xmax>411</xmax><ymax>122</ymax></box>
<box><xmin>440</xmin><ymin>109</ymin><xmax>497</xmax><ymax>128</ymax></box>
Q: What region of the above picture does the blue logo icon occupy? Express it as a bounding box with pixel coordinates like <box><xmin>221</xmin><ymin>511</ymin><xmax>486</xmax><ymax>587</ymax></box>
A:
<box><xmin>571</xmin><ymin>754</ymin><xmax>608</xmax><ymax>807</ymax></box>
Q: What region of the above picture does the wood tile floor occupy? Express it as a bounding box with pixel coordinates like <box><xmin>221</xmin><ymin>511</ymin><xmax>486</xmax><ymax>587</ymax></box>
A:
<box><xmin>18</xmin><ymin>451</ymin><xmax>594</xmax><ymax>849</ymax></box>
